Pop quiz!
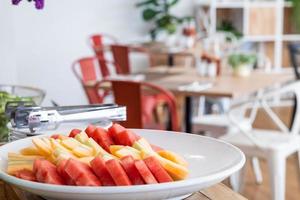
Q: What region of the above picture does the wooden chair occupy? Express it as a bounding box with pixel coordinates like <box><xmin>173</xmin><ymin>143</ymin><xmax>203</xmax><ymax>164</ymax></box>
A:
<box><xmin>94</xmin><ymin>80</ymin><xmax>180</xmax><ymax>131</ymax></box>
<box><xmin>72</xmin><ymin>56</ymin><xmax>121</xmax><ymax>104</ymax></box>
<box><xmin>221</xmin><ymin>81</ymin><xmax>300</xmax><ymax>200</ymax></box>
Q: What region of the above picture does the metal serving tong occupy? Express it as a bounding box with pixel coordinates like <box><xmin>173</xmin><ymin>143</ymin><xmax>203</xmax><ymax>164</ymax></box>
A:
<box><xmin>5</xmin><ymin>101</ymin><xmax>126</xmax><ymax>133</ymax></box>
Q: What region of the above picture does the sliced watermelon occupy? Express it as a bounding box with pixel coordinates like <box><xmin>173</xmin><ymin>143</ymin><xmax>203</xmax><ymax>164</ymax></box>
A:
<box><xmin>50</xmin><ymin>134</ymin><xmax>60</xmax><ymax>140</ymax></box>
<box><xmin>120</xmin><ymin>156</ymin><xmax>144</xmax><ymax>185</ymax></box>
<box><xmin>64</xmin><ymin>158</ymin><xmax>101</xmax><ymax>186</ymax></box>
<box><xmin>144</xmin><ymin>156</ymin><xmax>173</xmax><ymax>183</ymax></box>
<box><xmin>116</xmin><ymin>130</ymin><xmax>138</xmax><ymax>146</ymax></box>
<box><xmin>85</xmin><ymin>125</ymin><xmax>96</xmax><ymax>138</ymax></box>
<box><xmin>15</xmin><ymin>169</ymin><xmax>36</xmax><ymax>182</ymax></box>
<box><xmin>105</xmin><ymin>159</ymin><xmax>131</xmax><ymax>186</ymax></box>
<box><xmin>56</xmin><ymin>160</ymin><xmax>75</xmax><ymax>185</ymax></box>
<box><xmin>108</xmin><ymin>123</ymin><xmax>126</xmax><ymax>143</ymax></box>
<box><xmin>90</xmin><ymin>156</ymin><xmax>115</xmax><ymax>186</ymax></box>
<box><xmin>34</xmin><ymin>159</ymin><xmax>64</xmax><ymax>185</ymax></box>
<box><xmin>134</xmin><ymin>160</ymin><xmax>157</xmax><ymax>184</ymax></box>
<box><xmin>69</xmin><ymin>129</ymin><xmax>82</xmax><ymax>138</ymax></box>
<box><xmin>93</xmin><ymin>127</ymin><xmax>114</xmax><ymax>152</ymax></box>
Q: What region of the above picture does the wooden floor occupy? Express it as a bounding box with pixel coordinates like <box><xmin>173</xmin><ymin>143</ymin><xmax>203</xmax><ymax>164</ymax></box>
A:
<box><xmin>235</xmin><ymin>155</ymin><xmax>300</xmax><ymax>200</ymax></box>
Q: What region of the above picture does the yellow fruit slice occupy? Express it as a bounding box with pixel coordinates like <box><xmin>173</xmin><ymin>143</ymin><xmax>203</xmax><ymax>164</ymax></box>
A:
<box><xmin>72</xmin><ymin>145</ymin><xmax>93</xmax><ymax>157</ymax></box>
<box><xmin>32</xmin><ymin>138</ymin><xmax>52</xmax><ymax>156</ymax></box>
<box><xmin>109</xmin><ymin>145</ymin><xmax>124</xmax><ymax>155</ymax></box>
<box><xmin>75</xmin><ymin>132</ymin><xmax>89</xmax><ymax>144</ymax></box>
<box><xmin>20</xmin><ymin>146</ymin><xmax>42</xmax><ymax>156</ymax></box>
<box><xmin>158</xmin><ymin>150</ymin><xmax>188</xmax><ymax>167</ymax></box>
<box><xmin>61</xmin><ymin>138</ymin><xmax>81</xmax><ymax>150</ymax></box>
<box><xmin>8</xmin><ymin>153</ymin><xmax>42</xmax><ymax>160</ymax></box>
<box><xmin>50</xmin><ymin>138</ymin><xmax>72</xmax><ymax>154</ymax></box>
<box><xmin>85</xmin><ymin>138</ymin><xmax>111</xmax><ymax>156</ymax></box>
<box><xmin>7</xmin><ymin>161</ymin><xmax>34</xmax><ymax>175</ymax></box>
<box><xmin>114</xmin><ymin>146</ymin><xmax>142</xmax><ymax>160</ymax></box>
<box><xmin>78</xmin><ymin>157</ymin><xmax>94</xmax><ymax>165</ymax></box>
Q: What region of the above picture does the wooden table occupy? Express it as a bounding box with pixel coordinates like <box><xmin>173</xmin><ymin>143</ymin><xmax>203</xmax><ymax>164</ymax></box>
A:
<box><xmin>0</xmin><ymin>181</ymin><xmax>247</xmax><ymax>200</ymax></box>
<box><xmin>143</xmin><ymin>67</ymin><xmax>294</xmax><ymax>132</ymax></box>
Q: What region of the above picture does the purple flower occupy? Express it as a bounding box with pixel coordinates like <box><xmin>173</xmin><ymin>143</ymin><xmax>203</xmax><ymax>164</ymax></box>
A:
<box><xmin>34</xmin><ymin>0</ymin><xmax>44</xmax><ymax>9</ymax></box>
<box><xmin>12</xmin><ymin>0</ymin><xmax>22</xmax><ymax>5</ymax></box>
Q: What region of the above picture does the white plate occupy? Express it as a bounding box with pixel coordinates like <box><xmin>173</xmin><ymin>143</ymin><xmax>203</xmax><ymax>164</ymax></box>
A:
<box><xmin>0</xmin><ymin>129</ymin><xmax>245</xmax><ymax>200</ymax></box>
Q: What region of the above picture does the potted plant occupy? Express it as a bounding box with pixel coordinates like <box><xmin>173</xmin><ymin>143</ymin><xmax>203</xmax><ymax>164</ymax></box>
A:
<box><xmin>228</xmin><ymin>53</ymin><xmax>256</xmax><ymax>77</ymax></box>
<box><xmin>136</xmin><ymin>0</ymin><xmax>190</xmax><ymax>42</ymax></box>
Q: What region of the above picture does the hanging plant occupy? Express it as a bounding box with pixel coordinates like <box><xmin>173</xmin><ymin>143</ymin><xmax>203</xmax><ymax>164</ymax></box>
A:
<box><xmin>12</xmin><ymin>0</ymin><xmax>44</xmax><ymax>9</ymax></box>
<box><xmin>290</xmin><ymin>0</ymin><xmax>300</xmax><ymax>32</ymax></box>
<box><xmin>136</xmin><ymin>0</ymin><xmax>191</xmax><ymax>40</ymax></box>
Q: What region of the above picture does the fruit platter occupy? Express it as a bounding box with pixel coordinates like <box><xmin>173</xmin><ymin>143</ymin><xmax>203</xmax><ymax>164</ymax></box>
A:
<box><xmin>0</xmin><ymin>123</ymin><xmax>245</xmax><ymax>200</ymax></box>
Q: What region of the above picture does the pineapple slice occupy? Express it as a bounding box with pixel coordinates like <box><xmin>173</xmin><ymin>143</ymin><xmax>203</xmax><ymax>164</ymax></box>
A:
<box><xmin>158</xmin><ymin>150</ymin><xmax>188</xmax><ymax>167</ymax></box>
<box><xmin>114</xmin><ymin>146</ymin><xmax>142</xmax><ymax>160</ymax></box>
<box><xmin>72</xmin><ymin>144</ymin><xmax>93</xmax><ymax>157</ymax></box>
<box><xmin>32</xmin><ymin>138</ymin><xmax>52</xmax><ymax>156</ymax></box>
<box><xmin>75</xmin><ymin>132</ymin><xmax>89</xmax><ymax>144</ymax></box>
<box><xmin>61</xmin><ymin>138</ymin><xmax>81</xmax><ymax>150</ymax></box>
<box><xmin>20</xmin><ymin>146</ymin><xmax>42</xmax><ymax>156</ymax></box>
<box><xmin>109</xmin><ymin>145</ymin><xmax>124</xmax><ymax>155</ymax></box>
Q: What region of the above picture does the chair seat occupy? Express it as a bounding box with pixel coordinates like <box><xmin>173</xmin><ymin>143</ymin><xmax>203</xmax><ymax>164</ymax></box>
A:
<box><xmin>220</xmin><ymin>129</ymin><xmax>300</xmax><ymax>154</ymax></box>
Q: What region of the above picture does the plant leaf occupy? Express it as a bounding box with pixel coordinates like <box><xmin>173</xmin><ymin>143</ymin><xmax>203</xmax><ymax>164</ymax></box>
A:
<box><xmin>142</xmin><ymin>8</ymin><xmax>158</xmax><ymax>21</ymax></box>
<box><xmin>136</xmin><ymin>0</ymin><xmax>158</xmax><ymax>7</ymax></box>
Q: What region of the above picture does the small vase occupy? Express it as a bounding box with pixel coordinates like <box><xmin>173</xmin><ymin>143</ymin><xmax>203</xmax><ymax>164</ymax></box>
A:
<box><xmin>232</xmin><ymin>64</ymin><xmax>252</xmax><ymax>77</ymax></box>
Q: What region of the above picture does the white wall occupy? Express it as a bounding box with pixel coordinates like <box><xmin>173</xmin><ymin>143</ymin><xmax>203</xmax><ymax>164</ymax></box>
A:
<box><xmin>0</xmin><ymin>0</ymin><xmax>194</xmax><ymax>106</ymax></box>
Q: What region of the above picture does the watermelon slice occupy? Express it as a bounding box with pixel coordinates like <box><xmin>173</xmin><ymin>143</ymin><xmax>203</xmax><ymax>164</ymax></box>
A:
<box><xmin>92</xmin><ymin>127</ymin><xmax>114</xmax><ymax>152</ymax></box>
<box><xmin>107</xmin><ymin>123</ymin><xmax>126</xmax><ymax>143</ymax></box>
<box><xmin>85</xmin><ymin>125</ymin><xmax>96</xmax><ymax>138</ymax></box>
<box><xmin>69</xmin><ymin>129</ymin><xmax>82</xmax><ymax>138</ymax></box>
<box><xmin>120</xmin><ymin>156</ymin><xmax>144</xmax><ymax>185</ymax></box>
<box><xmin>90</xmin><ymin>156</ymin><xmax>115</xmax><ymax>186</ymax></box>
<box><xmin>105</xmin><ymin>159</ymin><xmax>131</xmax><ymax>186</ymax></box>
<box><xmin>116</xmin><ymin>130</ymin><xmax>138</xmax><ymax>146</ymax></box>
<box><xmin>33</xmin><ymin>159</ymin><xmax>64</xmax><ymax>185</ymax></box>
<box><xmin>144</xmin><ymin>156</ymin><xmax>173</xmax><ymax>183</ymax></box>
<box><xmin>134</xmin><ymin>160</ymin><xmax>157</xmax><ymax>184</ymax></box>
<box><xmin>56</xmin><ymin>160</ymin><xmax>75</xmax><ymax>185</ymax></box>
<box><xmin>15</xmin><ymin>169</ymin><xmax>36</xmax><ymax>182</ymax></box>
<box><xmin>64</xmin><ymin>158</ymin><xmax>101</xmax><ymax>186</ymax></box>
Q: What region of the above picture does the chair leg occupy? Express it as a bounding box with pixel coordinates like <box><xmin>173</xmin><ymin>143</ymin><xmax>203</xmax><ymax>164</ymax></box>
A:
<box><xmin>229</xmin><ymin>162</ymin><xmax>247</xmax><ymax>193</ymax></box>
<box><xmin>297</xmin><ymin>151</ymin><xmax>300</xmax><ymax>181</ymax></box>
<box><xmin>267</xmin><ymin>154</ymin><xmax>286</xmax><ymax>200</ymax></box>
<box><xmin>251</xmin><ymin>157</ymin><xmax>263</xmax><ymax>184</ymax></box>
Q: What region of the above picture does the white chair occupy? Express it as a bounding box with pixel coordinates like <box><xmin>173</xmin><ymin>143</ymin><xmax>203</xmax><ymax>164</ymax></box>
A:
<box><xmin>220</xmin><ymin>81</ymin><xmax>300</xmax><ymax>200</ymax></box>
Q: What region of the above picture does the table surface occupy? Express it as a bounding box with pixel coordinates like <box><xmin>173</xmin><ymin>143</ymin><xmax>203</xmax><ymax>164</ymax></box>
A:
<box><xmin>0</xmin><ymin>181</ymin><xmax>247</xmax><ymax>200</ymax></box>
<box><xmin>143</xmin><ymin>67</ymin><xmax>294</xmax><ymax>98</ymax></box>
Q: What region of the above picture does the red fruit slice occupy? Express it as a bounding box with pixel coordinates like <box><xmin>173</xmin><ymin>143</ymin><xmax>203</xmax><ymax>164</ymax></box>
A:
<box><xmin>50</xmin><ymin>134</ymin><xmax>60</xmax><ymax>139</ymax></box>
<box><xmin>34</xmin><ymin>159</ymin><xmax>64</xmax><ymax>185</ymax></box>
<box><xmin>144</xmin><ymin>156</ymin><xmax>173</xmax><ymax>183</ymax></box>
<box><xmin>93</xmin><ymin>127</ymin><xmax>114</xmax><ymax>152</ymax></box>
<box><xmin>85</xmin><ymin>125</ymin><xmax>96</xmax><ymax>138</ymax></box>
<box><xmin>15</xmin><ymin>169</ymin><xmax>36</xmax><ymax>182</ymax></box>
<box><xmin>75</xmin><ymin>173</ymin><xmax>102</xmax><ymax>186</ymax></box>
<box><xmin>69</xmin><ymin>129</ymin><xmax>82</xmax><ymax>138</ymax></box>
<box><xmin>64</xmin><ymin>158</ymin><xmax>101</xmax><ymax>186</ymax></box>
<box><xmin>120</xmin><ymin>156</ymin><xmax>144</xmax><ymax>185</ymax></box>
<box><xmin>116</xmin><ymin>130</ymin><xmax>138</xmax><ymax>146</ymax></box>
<box><xmin>57</xmin><ymin>160</ymin><xmax>75</xmax><ymax>185</ymax></box>
<box><xmin>134</xmin><ymin>160</ymin><xmax>157</xmax><ymax>184</ymax></box>
<box><xmin>105</xmin><ymin>159</ymin><xmax>131</xmax><ymax>186</ymax></box>
<box><xmin>90</xmin><ymin>156</ymin><xmax>115</xmax><ymax>186</ymax></box>
<box><xmin>108</xmin><ymin>123</ymin><xmax>126</xmax><ymax>143</ymax></box>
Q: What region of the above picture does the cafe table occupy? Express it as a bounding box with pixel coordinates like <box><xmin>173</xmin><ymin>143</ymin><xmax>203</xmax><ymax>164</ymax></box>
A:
<box><xmin>0</xmin><ymin>180</ymin><xmax>247</xmax><ymax>200</ymax></box>
<box><xmin>142</xmin><ymin>66</ymin><xmax>294</xmax><ymax>133</ymax></box>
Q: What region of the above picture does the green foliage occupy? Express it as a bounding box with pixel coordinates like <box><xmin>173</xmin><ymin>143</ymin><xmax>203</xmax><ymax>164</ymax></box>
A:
<box><xmin>290</xmin><ymin>0</ymin><xmax>300</xmax><ymax>32</ymax></box>
<box><xmin>0</xmin><ymin>91</ymin><xmax>32</xmax><ymax>142</ymax></box>
<box><xmin>217</xmin><ymin>20</ymin><xmax>243</xmax><ymax>40</ymax></box>
<box><xmin>136</xmin><ymin>0</ymin><xmax>189</xmax><ymax>39</ymax></box>
<box><xmin>228</xmin><ymin>54</ymin><xmax>257</xmax><ymax>69</ymax></box>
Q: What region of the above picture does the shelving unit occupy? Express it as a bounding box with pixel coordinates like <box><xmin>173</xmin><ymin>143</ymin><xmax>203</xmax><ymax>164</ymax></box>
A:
<box><xmin>195</xmin><ymin>0</ymin><xmax>300</xmax><ymax>69</ymax></box>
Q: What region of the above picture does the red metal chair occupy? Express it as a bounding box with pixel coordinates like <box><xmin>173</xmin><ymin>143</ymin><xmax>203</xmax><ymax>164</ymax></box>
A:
<box><xmin>110</xmin><ymin>44</ymin><xmax>151</xmax><ymax>75</ymax></box>
<box><xmin>72</xmin><ymin>56</ymin><xmax>122</xmax><ymax>104</ymax></box>
<box><xmin>94</xmin><ymin>80</ymin><xmax>180</xmax><ymax>131</ymax></box>
<box><xmin>89</xmin><ymin>34</ymin><xmax>119</xmax><ymax>77</ymax></box>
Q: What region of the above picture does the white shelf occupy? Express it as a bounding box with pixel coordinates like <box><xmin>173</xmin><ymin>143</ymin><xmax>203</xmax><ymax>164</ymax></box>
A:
<box><xmin>283</xmin><ymin>34</ymin><xmax>300</xmax><ymax>41</ymax></box>
<box><xmin>243</xmin><ymin>35</ymin><xmax>277</xmax><ymax>42</ymax></box>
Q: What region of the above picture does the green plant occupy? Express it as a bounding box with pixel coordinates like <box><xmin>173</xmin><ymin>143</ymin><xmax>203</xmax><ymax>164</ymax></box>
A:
<box><xmin>228</xmin><ymin>53</ymin><xmax>256</xmax><ymax>69</ymax></box>
<box><xmin>289</xmin><ymin>0</ymin><xmax>300</xmax><ymax>32</ymax></box>
<box><xmin>136</xmin><ymin>0</ymin><xmax>190</xmax><ymax>40</ymax></box>
<box><xmin>217</xmin><ymin>20</ymin><xmax>243</xmax><ymax>40</ymax></box>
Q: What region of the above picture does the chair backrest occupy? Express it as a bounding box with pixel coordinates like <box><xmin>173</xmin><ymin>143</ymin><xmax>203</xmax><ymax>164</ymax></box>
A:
<box><xmin>89</xmin><ymin>34</ymin><xmax>119</xmax><ymax>77</ymax></box>
<box><xmin>72</xmin><ymin>57</ymin><xmax>121</xmax><ymax>103</ymax></box>
<box><xmin>111</xmin><ymin>45</ymin><xmax>131</xmax><ymax>74</ymax></box>
<box><xmin>288</xmin><ymin>43</ymin><xmax>300</xmax><ymax>80</ymax></box>
<box><xmin>228</xmin><ymin>81</ymin><xmax>300</xmax><ymax>147</ymax></box>
<box><xmin>95</xmin><ymin>80</ymin><xmax>179</xmax><ymax>131</ymax></box>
